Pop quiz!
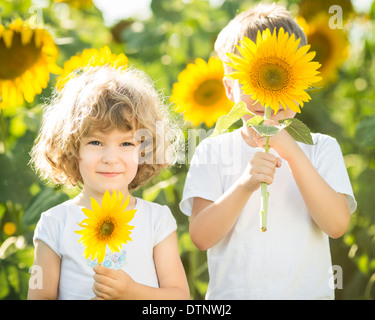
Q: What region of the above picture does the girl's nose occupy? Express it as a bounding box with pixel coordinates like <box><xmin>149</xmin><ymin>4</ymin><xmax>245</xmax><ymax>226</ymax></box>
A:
<box><xmin>102</xmin><ymin>147</ymin><xmax>119</xmax><ymax>165</ymax></box>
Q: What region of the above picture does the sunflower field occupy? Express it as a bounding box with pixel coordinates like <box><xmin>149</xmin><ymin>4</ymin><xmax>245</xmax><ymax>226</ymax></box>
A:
<box><xmin>0</xmin><ymin>0</ymin><xmax>374</xmax><ymax>300</ymax></box>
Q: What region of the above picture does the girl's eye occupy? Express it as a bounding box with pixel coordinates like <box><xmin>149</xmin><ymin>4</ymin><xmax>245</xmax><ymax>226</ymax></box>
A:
<box><xmin>122</xmin><ymin>142</ymin><xmax>134</xmax><ymax>147</ymax></box>
<box><xmin>89</xmin><ymin>141</ymin><xmax>101</xmax><ymax>146</ymax></box>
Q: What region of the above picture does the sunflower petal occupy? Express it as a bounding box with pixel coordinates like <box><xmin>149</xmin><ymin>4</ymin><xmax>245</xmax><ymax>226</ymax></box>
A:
<box><xmin>120</xmin><ymin>195</ymin><xmax>130</xmax><ymax>212</ymax></box>
<box><xmin>101</xmin><ymin>190</ymin><xmax>111</xmax><ymax>211</ymax></box>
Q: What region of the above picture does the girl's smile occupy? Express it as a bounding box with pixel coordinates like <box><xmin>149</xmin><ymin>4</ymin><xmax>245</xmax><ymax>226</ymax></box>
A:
<box><xmin>78</xmin><ymin>129</ymin><xmax>140</xmax><ymax>203</ymax></box>
<box><xmin>97</xmin><ymin>172</ymin><xmax>123</xmax><ymax>178</ymax></box>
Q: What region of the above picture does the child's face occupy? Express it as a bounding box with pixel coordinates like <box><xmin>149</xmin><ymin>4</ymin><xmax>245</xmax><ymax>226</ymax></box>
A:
<box><xmin>78</xmin><ymin>129</ymin><xmax>140</xmax><ymax>199</ymax></box>
<box><xmin>223</xmin><ymin>78</ymin><xmax>297</xmax><ymax>122</ymax></box>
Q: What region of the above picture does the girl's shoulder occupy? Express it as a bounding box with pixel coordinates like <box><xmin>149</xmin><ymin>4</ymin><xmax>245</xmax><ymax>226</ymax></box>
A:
<box><xmin>33</xmin><ymin>199</ymin><xmax>80</xmax><ymax>250</ymax></box>
<box><xmin>134</xmin><ymin>198</ymin><xmax>171</xmax><ymax>215</ymax></box>
<box><xmin>133</xmin><ymin>198</ymin><xmax>177</xmax><ymax>244</ymax></box>
<box><xmin>133</xmin><ymin>197</ymin><xmax>176</xmax><ymax>226</ymax></box>
<box><xmin>39</xmin><ymin>199</ymin><xmax>79</xmax><ymax>223</ymax></box>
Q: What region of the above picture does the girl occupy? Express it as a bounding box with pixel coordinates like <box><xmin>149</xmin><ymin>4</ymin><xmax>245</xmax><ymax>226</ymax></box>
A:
<box><xmin>28</xmin><ymin>66</ymin><xmax>189</xmax><ymax>300</ymax></box>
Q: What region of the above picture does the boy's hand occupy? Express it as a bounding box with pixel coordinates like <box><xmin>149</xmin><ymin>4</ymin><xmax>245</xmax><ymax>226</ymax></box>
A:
<box><xmin>92</xmin><ymin>265</ymin><xmax>134</xmax><ymax>300</ymax></box>
<box><xmin>241</xmin><ymin>151</ymin><xmax>281</xmax><ymax>192</ymax></box>
<box><xmin>254</xmin><ymin>119</ymin><xmax>299</xmax><ymax>161</ymax></box>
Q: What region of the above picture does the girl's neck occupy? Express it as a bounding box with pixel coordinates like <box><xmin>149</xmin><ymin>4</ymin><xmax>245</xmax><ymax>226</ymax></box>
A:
<box><xmin>73</xmin><ymin>188</ymin><xmax>136</xmax><ymax>210</ymax></box>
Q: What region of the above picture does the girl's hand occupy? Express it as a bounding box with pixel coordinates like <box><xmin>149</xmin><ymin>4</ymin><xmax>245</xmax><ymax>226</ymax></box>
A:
<box><xmin>240</xmin><ymin>151</ymin><xmax>281</xmax><ymax>192</ymax></box>
<box><xmin>92</xmin><ymin>265</ymin><xmax>134</xmax><ymax>300</ymax></box>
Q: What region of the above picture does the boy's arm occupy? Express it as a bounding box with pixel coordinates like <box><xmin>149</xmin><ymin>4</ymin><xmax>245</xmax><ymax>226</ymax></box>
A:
<box><xmin>92</xmin><ymin>232</ymin><xmax>190</xmax><ymax>300</ymax></box>
<box><xmin>27</xmin><ymin>240</ymin><xmax>61</xmax><ymax>300</ymax></box>
<box><xmin>190</xmin><ymin>151</ymin><xmax>281</xmax><ymax>250</ymax></box>
<box><xmin>262</xmin><ymin>128</ymin><xmax>351</xmax><ymax>239</ymax></box>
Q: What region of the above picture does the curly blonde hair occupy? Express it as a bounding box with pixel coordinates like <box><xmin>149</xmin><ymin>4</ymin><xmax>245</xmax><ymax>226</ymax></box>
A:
<box><xmin>30</xmin><ymin>66</ymin><xmax>181</xmax><ymax>190</ymax></box>
<box><xmin>215</xmin><ymin>3</ymin><xmax>308</xmax><ymax>73</ymax></box>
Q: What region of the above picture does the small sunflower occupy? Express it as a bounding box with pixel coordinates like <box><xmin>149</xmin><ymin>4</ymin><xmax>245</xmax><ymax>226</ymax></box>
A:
<box><xmin>56</xmin><ymin>46</ymin><xmax>128</xmax><ymax>90</ymax></box>
<box><xmin>75</xmin><ymin>190</ymin><xmax>136</xmax><ymax>264</ymax></box>
<box><xmin>226</xmin><ymin>27</ymin><xmax>321</xmax><ymax>113</ymax></box>
<box><xmin>171</xmin><ymin>57</ymin><xmax>233</xmax><ymax>127</ymax></box>
<box><xmin>298</xmin><ymin>15</ymin><xmax>349</xmax><ymax>86</ymax></box>
<box><xmin>0</xmin><ymin>19</ymin><xmax>61</xmax><ymax>108</ymax></box>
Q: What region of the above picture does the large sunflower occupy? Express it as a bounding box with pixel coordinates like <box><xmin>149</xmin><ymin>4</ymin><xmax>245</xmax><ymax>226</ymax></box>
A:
<box><xmin>0</xmin><ymin>19</ymin><xmax>61</xmax><ymax>108</ymax></box>
<box><xmin>171</xmin><ymin>57</ymin><xmax>233</xmax><ymax>127</ymax></box>
<box><xmin>298</xmin><ymin>15</ymin><xmax>349</xmax><ymax>86</ymax></box>
<box><xmin>226</xmin><ymin>27</ymin><xmax>321</xmax><ymax>113</ymax></box>
<box><xmin>75</xmin><ymin>190</ymin><xmax>136</xmax><ymax>264</ymax></box>
<box><xmin>56</xmin><ymin>46</ymin><xmax>128</xmax><ymax>90</ymax></box>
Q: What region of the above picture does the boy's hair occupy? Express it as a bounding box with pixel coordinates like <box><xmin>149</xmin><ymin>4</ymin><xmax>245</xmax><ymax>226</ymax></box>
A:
<box><xmin>215</xmin><ymin>3</ymin><xmax>308</xmax><ymax>73</ymax></box>
<box><xmin>31</xmin><ymin>66</ymin><xmax>181</xmax><ymax>190</ymax></box>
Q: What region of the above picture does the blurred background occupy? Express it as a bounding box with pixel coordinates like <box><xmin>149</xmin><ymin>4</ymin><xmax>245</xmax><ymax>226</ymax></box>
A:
<box><xmin>0</xmin><ymin>0</ymin><xmax>374</xmax><ymax>300</ymax></box>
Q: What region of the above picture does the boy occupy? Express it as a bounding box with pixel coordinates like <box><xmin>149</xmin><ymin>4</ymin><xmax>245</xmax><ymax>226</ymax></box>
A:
<box><xmin>179</xmin><ymin>3</ymin><xmax>356</xmax><ymax>299</ymax></box>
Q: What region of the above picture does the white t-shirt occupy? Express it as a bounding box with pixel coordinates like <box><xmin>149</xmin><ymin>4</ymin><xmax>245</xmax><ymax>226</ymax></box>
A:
<box><xmin>180</xmin><ymin>128</ymin><xmax>356</xmax><ymax>300</ymax></box>
<box><xmin>33</xmin><ymin>197</ymin><xmax>177</xmax><ymax>300</ymax></box>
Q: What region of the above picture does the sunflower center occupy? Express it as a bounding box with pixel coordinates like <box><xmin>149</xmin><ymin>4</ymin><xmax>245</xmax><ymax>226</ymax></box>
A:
<box><xmin>193</xmin><ymin>79</ymin><xmax>223</xmax><ymax>106</ymax></box>
<box><xmin>99</xmin><ymin>219</ymin><xmax>115</xmax><ymax>238</ymax></box>
<box><xmin>255</xmin><ymin>58</ymin><xmax>292</xmax><ymax>92</ymax></box>
<box><xmin>0</xmin><ymin>31</ymin><xmax>42</xmax><ymax>80</ymax></box>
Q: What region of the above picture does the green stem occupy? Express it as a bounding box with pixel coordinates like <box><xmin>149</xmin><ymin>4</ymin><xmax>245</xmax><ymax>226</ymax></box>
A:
<box><xmin>0</xmin><ymin>109</ymin><xmax>7</xmax><ymax>153</ymax></box>
<box><xmin>260</xmin><ymin>106</ymin><xmax>271</xmax><ymax>232</ymax></box>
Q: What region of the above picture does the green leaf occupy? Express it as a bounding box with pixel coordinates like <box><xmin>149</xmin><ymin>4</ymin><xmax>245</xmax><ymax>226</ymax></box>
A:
<box><xmin>251</xmin><ymin>118</ymin><xmax>289</xmax><ymax>137</ymax></box>
<box><xmin>0</xmin><ymin>130</ymin><xmax>38</xmax><ymax>205</ymax></box>
<box><xmin>210</xmin><ymin>102</ymin><xmax>251</xmax><ymax>137</ymax></box>
<box><xmin>0</xmin><ymin>266</ymin><xmax>10</xmax><ymax>299</ymax></box>
<box><xmin>0</xmin><ymin>152</ymin><xmax>36</xmax><ymax>205</ymax></box>
<box><xmin>22</xmin><ymin>187</ymin><xmax>69</xmax><ymax>228</ymax></box>
<box><xmin>279</xmin><ymin>118</ymin><xmax>314</xmax><ymax>145</ymax></box>
<box><xmin>355</xmin><ymin>117</ymin><xmax>375</xmax><ymax>148</ymax></box>
<box><xmin>371</xmin><ymin>0</ymin><xmax>375</xmax><ymax>19</ymax></box>
<box><xmin>142</xmin><ymin>176</ymin><xmax>178</xmax><ymax>202</ymax></box>
<box><xmin>246</xmin><ymin>115</ymin><xmax>264</xmax><ymax>127</ymax></box>
<box><xmin>252</xmin><ymin>124</ymin><xmax>285</xmax><ymax>137</ymax></box>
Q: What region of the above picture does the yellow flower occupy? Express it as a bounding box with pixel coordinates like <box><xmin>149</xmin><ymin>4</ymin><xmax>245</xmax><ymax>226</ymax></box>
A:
<box><xmin>298</xmin><ymin>15</ymin><xmax>349</xmax><ymax>86</ymax></box>
<box><xmin>0</xmin><ymin>19</ymin><xmax>61</xmax><ymax>108</ymax></box>
<box><xmin>3</xmin><ymin>222</ymin><xmax>16</xmax><ymax>236</ymax></box>
<box><xmin>171</xmin><ymin>57</ymin><xmax>233</xmax><ymax>127</ymax></box>
<box><xmin>56</xmin><ymin>46</ymin><xmax>128</xmax><ymax>90</ymax></box>
<box><xmin>75</xmin><ymin>190</ymin><xmax>136</xmax><ymax>264</ymax></box>
<box><xmin>226</xmin><ymin>27</ymin><xmax>322</xmax><ymax>113</ymax></box>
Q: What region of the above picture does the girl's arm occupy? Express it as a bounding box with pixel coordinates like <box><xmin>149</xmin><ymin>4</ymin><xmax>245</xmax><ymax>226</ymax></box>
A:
<box><xmin>27</xmin><ymin>240</ymin><xmax>61</xmax><ymax>300</ymax></box>
<box><xmin>92</xmin><ymin>232</ymin><xmax>190</xmax><ymax>300</ymax></box>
